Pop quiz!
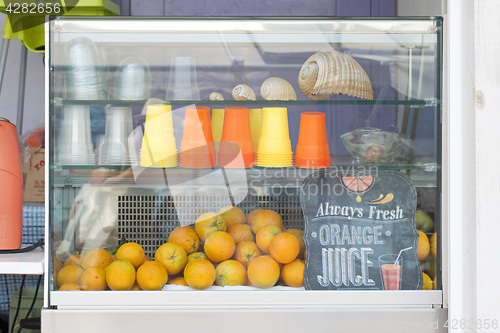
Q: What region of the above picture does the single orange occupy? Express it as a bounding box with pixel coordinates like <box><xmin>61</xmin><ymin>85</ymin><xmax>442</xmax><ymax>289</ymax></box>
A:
<box><xmin>204</xmin><ymin>231</ymin><xmax>236</xmax><ymax>263</ymax></box>
<box><xmin>285</xmin><ymin>229</ymin><xmax>305</xmax><ymax>259</ymax></box>
<box><xmin>136</xmin><ymin>261</ymin><xmax>169</xmax><ymax>291</ymax></box>
<box><xmin>168</xmin><ymin>276</ymin><xmax>188</xmax><ymax>286</ymax></box>
<box><xmin>215</xmin><ymin>260</ymin><xmax>247</xmax><ymax>286</ymax></box>
<box><xmin>57</xmin><ymin>265</ymin><xmax>84</xmax><ymax>287</ymax></box>
<box><xmin>430</xmin><ymin>232</ymin><xmax>437</xmax><ymax>258</ymax></box>
<box><xmin>218</xmin><ymin>206</ymin><xmax>246</xmax><ymax>227</ymax></box>
<box><xmin>168</xmin><ymin>225</ymin><xmax>200</xmax><ymax>255</ymax></box>
<box><xmin>246</xmin><ymin>208</ymin><xmax>263</xmax><ymax>226</ymax></box>
<box><xmin>105</xmin><ymin>260</ymin><xmax>136</xmax><ymax>291</ymax></box>
<box><xmin>79</xmin><ymin>267</ymin><xmax>107</xmax><ymax>291</ymax></box>
<box><xmin>184</xmin><ymin>259</ymin><xmax>216</xmax><ymax>289</ymax></box>
<box><xmin>417</xmin><ymin>230</ymin><xmax>430</xmax><ymax>260</ymax></box>
<box><xmin>269</xmin><ymin>232</ymin><xmax>300</xmax><ymax>264</ymax></box>
<box><xmin>186</xmin><ymin>251</ymin><xmax>209</xmax><ymax>265</ymax></box>
<box><xmin>256</xmin><ymin>225</ymin><xmax>281</xmax><ymax>253</ymax></box>
<box><xmin>250</xmin><ymin>210</ymin><xmax>284</xmax><ymax>234</ymax></box>
<box><xmin>64</xmin><ymin>254</ymin><xmax>82</xmax><ymax>267</ymax></box>
<box><xmin>422</xmin><ymin>272</ymin><xmax>433</xmax><ymax>290</ymax></box>
<box><xmin>247</xmin><ymin>255</ymin><xmax>280</xmax><ymax>289</ymax></box>
<box><xmin>233</xmin><ymin>241</ymin><xmax>261</xmax><ymax>268</ymax></box>
<box><xmin>194</xmin><ymin>212</ymin><xmax>227</xmax><ymax>242</ymax></box>
<box><xmin>53</xmin><ymin>256</ymin><xmax>63</xmax><ymax>272</ymax></box>
<box><xmin>58</xmin><ymin>282</ymin><xmax>80</xmax><ymax>291</ymax></box>
<box><xmin>227</xmin><ymin>224</ymin><xmax>255</xmax><ymax>244</ymax></box>
<box><xmin>116</xmin><ymin>242</ymin><xmax>145</xmax><ymax>269</ymax></box>
<box><xmin>281</xmin><ymin>259</ymin><xmax>304</xmax><ymax>287</ymax></box>
<box><xmin>81</xmin><ymin>249</ymin><xmax>114</xmax><ymax>270</ymax></box>
<box><xmin>155</xmin><ymin>242</ymin><xmax>188</xmax><ymax>276</ymax></box>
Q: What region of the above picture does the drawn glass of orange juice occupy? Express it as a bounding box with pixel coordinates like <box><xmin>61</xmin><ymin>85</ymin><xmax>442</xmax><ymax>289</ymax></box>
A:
<box><xmin>379</xmin><ymin>254</ymin><xmax>403</xmax><ymax>290</ymax></box>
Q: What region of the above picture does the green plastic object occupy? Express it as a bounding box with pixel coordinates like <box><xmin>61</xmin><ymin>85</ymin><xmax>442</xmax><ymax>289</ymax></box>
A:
<box><xmin>0</xmin><ymin>0</ymin><xmax>120</xmax><ymax>53</ymax></box>
<box><xmin>8</xmin><ymin>288</ymin><xmax>43</xmax><ymax>333</ymax></box>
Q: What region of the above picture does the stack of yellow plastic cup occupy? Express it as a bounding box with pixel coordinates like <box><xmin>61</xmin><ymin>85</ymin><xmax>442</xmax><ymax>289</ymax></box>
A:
<box><xmin>249</xmin><ymin>108</ymin><xmax>262</xmax><ymax>152</ymax></box>
<box><xmin>211</xmin><ymin>108</ymin><xmax>225</xmax><ymax>154</ymax></box>
<box><xmin>140</xmin><ymin>104</ymin><xmax>178</xmax><ymax>168</ymax></box>
<box><xmin>255</xmin><ymin>107</ymin><xmax>293</xmax><ymax>167</ymax></box>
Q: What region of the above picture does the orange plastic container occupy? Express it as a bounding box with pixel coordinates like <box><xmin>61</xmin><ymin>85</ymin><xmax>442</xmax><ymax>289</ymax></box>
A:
<box><xmin>179</xmin><ymin>106</ymin><xmax>215</xmax><ymax>168</ymax></box>
<box><xmin>294</xmin><ymin>112</ymin><xmax>331</xmax><ymax>169</ymax></box>
<box><xmin>0</xmin><ymin>118</ymin><xmax>22</xmax><ymax>250</ymax></box>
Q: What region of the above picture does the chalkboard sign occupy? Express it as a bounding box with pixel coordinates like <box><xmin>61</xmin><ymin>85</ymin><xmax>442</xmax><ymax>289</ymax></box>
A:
<box><xmin>300</xmin><ymin>170</ymin><xmax>422</xmax><ymax>290</ymax></box>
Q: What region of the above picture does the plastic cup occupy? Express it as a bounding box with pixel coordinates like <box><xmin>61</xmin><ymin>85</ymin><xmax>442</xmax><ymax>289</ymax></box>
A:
<box><xmin>294</xmin><ymin>157</ymin><xmax>332</xmax><ymax>169</ymax></box>
<box><xmin>179</xmin><ymin>106</ymin><xmax>215</xmax><ymax>168</ymax></box>
<box><xmin>255</xmin><ymin>160</ymin><xmax>293</xmax><ymax>168</ymax></box>
<box><xmin>255</xmin><ymin>150</ymin><xmax>293</xmax><ymax>168</ymax></box>
<box><xmin>211</xmin><ymin>108</ymin><xmax>225</xmax><ymax>153</ymax></box>
<box><xmin>113</xmin><ymin>57</ymin><xmax>152</xmax><ymax>100</ymax></box>
<box><xmin>140</xmin><ymin>104</ymin><xmax>178</xmax><ymax>168</ymax></box>
<box><xmin>57</xmin><ymin>105</ymin><xmax>95</xmax><ymax>165</ymax></box>
<box><xmin>218</xmin><ymin>152</ymin><xmax>255</xmax><ymax>168</ymax></box>
<box><xmin>166</xmin><ymin>57</ymin><xmax>200</xmax><ymax>100</ymax></box>
<box><xmin>140</xmin><ymin>150</ymin><xmax>178</xmax><ymax>168</ymax></box>
<box><xmin>249</xmin><ymin>108</ymin><xmax>262</xmax><ymax>151</ymax></box>
<box><xmin>216</xmin><ymin>107</ymin><xmax>254</xmax><ymax>168</ymax></box>
<box><xmin>64</xmin><ymin>37</ymin><xmax>107</xmax><ymax>100</ymax></box>
<box><xmin>100</xmin><ymin>106</ymin><xmax>134</xmax><ymax>165</ymax></box>
<box><xmin>294</xmin><ymin>112</ymin><xmax>331</xmax><ymax>168</ymax></box>
<box><xmin>256</xmin><ymin>107</ymin><xmax>292</xmax><ymax>155</ymax></box>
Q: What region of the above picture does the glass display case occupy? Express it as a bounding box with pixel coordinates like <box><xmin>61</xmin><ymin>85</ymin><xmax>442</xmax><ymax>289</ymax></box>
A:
<box><xmin>44</xmin><ymin>17</ymin><xmax>445</xmax><ymax>332</ymax></box>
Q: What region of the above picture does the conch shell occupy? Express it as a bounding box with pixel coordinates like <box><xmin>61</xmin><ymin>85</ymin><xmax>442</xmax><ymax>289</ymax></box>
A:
<box><xmin>209</xmin><ymin>92</ymin><xmax>224</xmax><ymax>101</ymax></box>
<box><xmin>232</xmin><ymin>84</ymin><xmax>256</xmax><ymax>101</ymax></box>
<box><xmin>298</xmin><ymin>50</ymin><xmax>374</xmax><ymax>101</ymax></box>
<box><xmin>260</xmin><ymin>77</ymin><xmax>297</xmax><ymax>101</ymax></box>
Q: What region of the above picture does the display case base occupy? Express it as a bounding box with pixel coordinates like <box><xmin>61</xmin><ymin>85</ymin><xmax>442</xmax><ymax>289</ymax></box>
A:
<box><xmin>42</xmin><ymin>307</ymin><xmax>447</xmax><ymax>333</ymax></box>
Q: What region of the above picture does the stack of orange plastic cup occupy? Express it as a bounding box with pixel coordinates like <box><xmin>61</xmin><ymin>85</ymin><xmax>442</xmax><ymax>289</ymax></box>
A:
<box><xmin>294</xmin><ymin>112</ymin><xmax>331</xmax><ymax>169</ymax></box>
<box><xmin>179</xmin><ymin>106</ymin><xmax>215</xmax><ymax>169</ymax></box>
<box><xmin>217</xmin><ymin>107</ymin><xmax>254</xmax><ymax>168</ymax></box>
<box><xmin>140</xmin><ymin>104</ymin><xmax>178</xmax><ymax>168</ymax></box>
<box><xmin>255</xmin><ymin>107</ymin><xmax>293</xmax><ymax>167</ymax></box>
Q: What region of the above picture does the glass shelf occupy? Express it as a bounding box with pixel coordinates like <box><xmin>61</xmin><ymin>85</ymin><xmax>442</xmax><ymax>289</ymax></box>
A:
<box><xmin>53</xmin><ymin>163</ymin><xmax>439</xmax><ymax>172</ymax></box>
<box><xmin>52</xmin><ymin>160</ymin><xmax>439</xmax><ymax>189</ymax></box>
<box><xmin>53</xmin><ymin>98</ymin><xmax>439</xmax><ymax>108</ymax></box>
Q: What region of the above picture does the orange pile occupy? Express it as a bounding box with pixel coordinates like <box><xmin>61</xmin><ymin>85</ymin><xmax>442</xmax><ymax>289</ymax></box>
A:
<box><xmin>55</xmin><ymin>207</ymin><xmax>306</xmax><ymax>291</ymax></box>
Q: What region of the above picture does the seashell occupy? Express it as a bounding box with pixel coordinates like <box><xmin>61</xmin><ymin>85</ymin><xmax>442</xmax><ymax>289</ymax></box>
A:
<box><xmin>260</xmin><ymin>77</ymin><xmax>297</xmax><ymax>101</ymax></box>
<box><xmin>209</xmin><ymin>92</ymin><xmax>224</xmax><ymax>101</ymax></box>
<box><xmin>298</xmin><ymin>50</ymin><xmax>374</xmax><ymax>101</ymax></box>
<box><xmin>232</xmin><ymin>84</ymin><xmax>256</xmax><ymax>101</ymax></box>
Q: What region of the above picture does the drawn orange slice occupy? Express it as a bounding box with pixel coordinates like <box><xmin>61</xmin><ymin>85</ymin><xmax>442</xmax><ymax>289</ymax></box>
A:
<box><xmin>340</xmin><ymin>175</ymin><xmax>375</xmax><ymax>195</ymax></box>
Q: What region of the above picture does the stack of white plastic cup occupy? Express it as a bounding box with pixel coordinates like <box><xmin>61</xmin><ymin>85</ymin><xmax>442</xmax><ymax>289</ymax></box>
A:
<box><xmin>99</xmin><ymin>106</ymin><xmax>134</xmax><ymax>165</ymax></box>
<box><xmin>113</xmin><ymin>57</ymin><xmax>152</xmax><ymax>100</ymax></box>
<box><xmin>64</xmin><ymin>37</ymin><xmax>107</xmax><ymax>100</ymax></box>
<box><xmin>57</xmin><ymin>105</ymin><xmax>95</xmax><ymax>165</ymax></box>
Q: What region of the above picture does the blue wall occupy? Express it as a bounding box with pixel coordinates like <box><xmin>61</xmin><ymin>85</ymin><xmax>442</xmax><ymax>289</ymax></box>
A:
<box><xmin>112</xmin><ymin>0</ymin><xmax>396</xmax><ymax>17</ymax></box>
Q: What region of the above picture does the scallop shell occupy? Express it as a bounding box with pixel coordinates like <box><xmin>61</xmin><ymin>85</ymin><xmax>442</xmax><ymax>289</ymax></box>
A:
<box><xmin>260</xmin><ymin>77</ymin><xmax>297</xmax><ymax>101</ymax></box>
<box><xmin>298</xmin><ymin>50</ymin><xmax>374</xmax><ymax>101</ymax></box>
<box><xmin>209</xmin><ymin>92</ymin><xmax>224</xmax><ymax>101</ymax></box>
<box><xmin>232</xmin><ymin>84</ymin><xmax>256</xmax><ymax>101</ymax></box>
